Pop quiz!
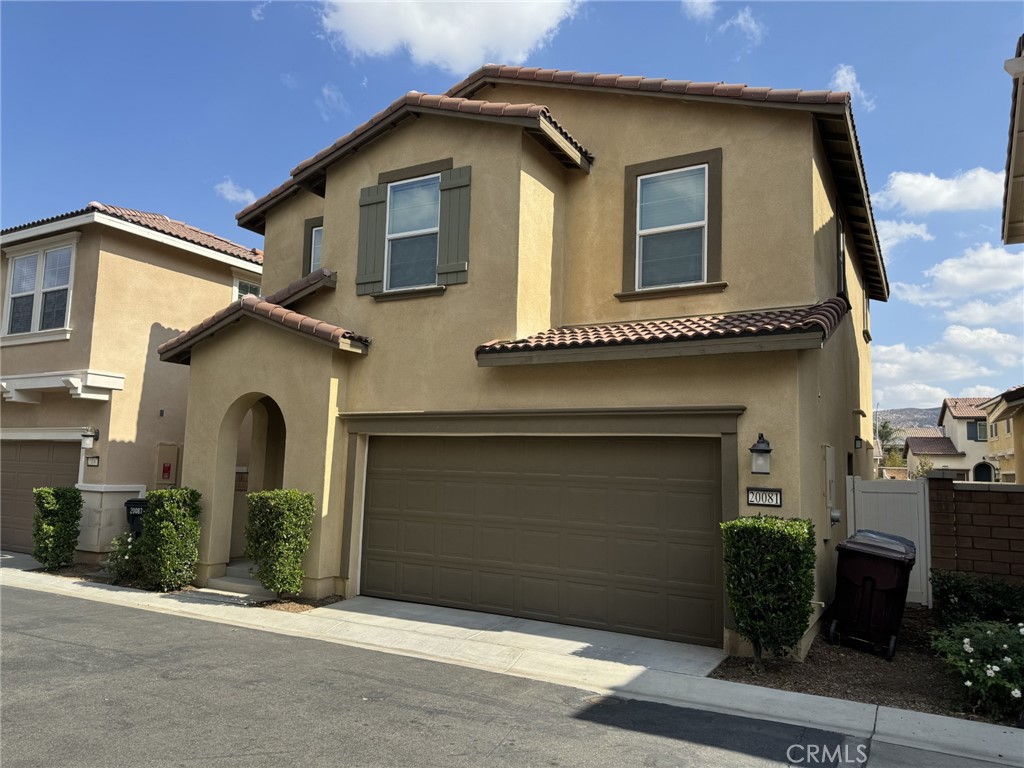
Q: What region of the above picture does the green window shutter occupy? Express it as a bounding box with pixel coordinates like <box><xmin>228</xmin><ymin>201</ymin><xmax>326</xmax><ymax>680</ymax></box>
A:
<box><xmin>437</xmin><ymin>166</ymin><xmax>471</xmax><ymax>286</ymax></box>
<box><xmin>967</xmin><ymin>421</ymin><xmax>977</xmax><ymax>441</ymax></box>
<box><xmin>357</xmin><ymin>183</ymin><xmax>387</xmax><ymax>295</ymax></box>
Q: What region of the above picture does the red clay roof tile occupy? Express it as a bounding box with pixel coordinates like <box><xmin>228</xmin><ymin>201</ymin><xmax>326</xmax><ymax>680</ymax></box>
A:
<box><xmin>476</xmin><ymin>298</ymin><xmax>847</xmax><ymax>357</ymax></box>
<box><xmin>941</xmin><ymin>397</ymin><xmax>990</xmax><ymax>420</ymax></box>
<box><xmin>903</xmin><ymin>436</ymin><xmax>964</xmax><ymax>457</ymax></box>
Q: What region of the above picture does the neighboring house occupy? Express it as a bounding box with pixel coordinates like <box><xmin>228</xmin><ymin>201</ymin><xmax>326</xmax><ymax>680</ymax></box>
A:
<box><xmin>1003</xmin><ymin>33</ymin><xmax>1023</xmax><ymax>245</ymax></box>
<box><xmin>981</xmin><ymin>385</ymin><xmax>1024</xmax><ymax>483</ymax></box>
<box><xmin>877</xmin><ymin>426</ymin><xmax>941</xmax><ymax>479</ymax></box>
<box><xmin>158</xmin><ymin>65</ymin><xmax>887</xmax><ymax>652</ymax></box>
<box><xmin>903</xmin><ymin>436</ymin><xmax>966</xmax><ymax>480</ymax></box>
<box><xmin>903</xmin><ymin>397</ymin><xmax>994</xmax><ymax>481</ymax></box>
<box><xmin>0</xmin><ymin>202</ymin><xmax>262</xmax><ymax>559</ymax></box>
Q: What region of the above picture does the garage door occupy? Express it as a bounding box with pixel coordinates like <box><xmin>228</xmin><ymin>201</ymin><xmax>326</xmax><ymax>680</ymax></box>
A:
<box><xmin>361</xmin><ymin>435</ymin><xmax>723</xmax><ymax>646</ymax></box>
<box><xmin>1</xmin><ymin>441</ymin><xmax>80</xmax><ymax>553</ymax></box>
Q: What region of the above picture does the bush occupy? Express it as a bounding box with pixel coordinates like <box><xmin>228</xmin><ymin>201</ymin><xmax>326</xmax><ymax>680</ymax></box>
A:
<box><xmin>245</xmin><ymin>490</ymin><xmax>314</xmax><ymax>596</ymax></box>
<box><xmin>721</xmin><ymin>515</ymin><xmax>816</xmax><ymax>670</ymax></box>
<box><xmin>933</xmin><ymin>620</ymin><xmax>1024</xmax><ymax>722</ymax></box>
<box><xmin>106</xmin><ymin>489</ymin><xmax>201</xmax><ymax>592</ymax></box>
<box><xmin>931</xmin><ymin>570</ymin><xmax>1024</xmax><ymax>628</ymax></box>
<box><xmin>32</xmin><ymin>487</ymin><xmax>83</xmax><ymax>569</ymax></box>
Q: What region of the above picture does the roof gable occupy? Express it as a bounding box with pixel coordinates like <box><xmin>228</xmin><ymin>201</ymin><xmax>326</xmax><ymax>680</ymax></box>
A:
<box><xmin>939</xmin><ymin>397</ymin><xmax>989</xmax><ymax>424</ymax></box>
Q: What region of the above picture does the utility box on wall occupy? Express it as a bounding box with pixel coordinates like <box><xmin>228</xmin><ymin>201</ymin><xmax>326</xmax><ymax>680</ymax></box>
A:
<box><xmin>154</xmin><ymin>442</ymin><xmax>181</xmax><ymax>489</ymax></box>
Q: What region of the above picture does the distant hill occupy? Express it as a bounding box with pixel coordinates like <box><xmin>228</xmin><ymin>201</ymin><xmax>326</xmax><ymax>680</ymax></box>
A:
<box><xmin>876</xmin><ymin>407</ymin><xmax>941</xmax><ymax>428</ymax></box>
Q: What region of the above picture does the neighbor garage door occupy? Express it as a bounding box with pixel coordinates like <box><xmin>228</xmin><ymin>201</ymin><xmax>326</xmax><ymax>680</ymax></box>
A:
<box><xmin>1</xmin><ymin>441</ymin><xmax>80</xmax><ymax>553</ymax></box>
<box><xmin>361</xmin><ymin>435</ymin><xmax>722</xmax><ymax>646</ymax></box>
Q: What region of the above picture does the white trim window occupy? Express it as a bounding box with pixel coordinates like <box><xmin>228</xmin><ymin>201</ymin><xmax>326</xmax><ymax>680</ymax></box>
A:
<box><xmin>234</xmin><ymin>278</ymin><xmax>261</xmax><ymax>300</ymax></box>
<box><xmin>309</xmin><ymin>225</ymin><xmax>323</xmax><ymax>273</ymax></box>
<box><xmin>4</xmin><ymin>235</ymin><xmax>77</xmax><ymax>335</ymax></box>
<box><xmin>385</xmin><ymin>174</ymin><xmax>440</xmax><ymax>290</ymax></box>
<box><xmin>636</xmin><ymin>165</ymin><xmax>707</xmax><ymax>289</ymax></box>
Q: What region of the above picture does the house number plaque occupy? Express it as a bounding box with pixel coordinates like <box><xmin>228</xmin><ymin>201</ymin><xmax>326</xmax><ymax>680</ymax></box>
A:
<box><xmin>747</xmin><ymin>487</ymin><xmax>782</xmax><ymax>507</ymax></box>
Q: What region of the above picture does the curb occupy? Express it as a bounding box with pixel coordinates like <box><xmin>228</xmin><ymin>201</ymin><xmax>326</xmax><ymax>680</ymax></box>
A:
<box><xmin>2</xmin><ymin>562</ymin><xmax>1020</xmax><ymax>766</ymax></box>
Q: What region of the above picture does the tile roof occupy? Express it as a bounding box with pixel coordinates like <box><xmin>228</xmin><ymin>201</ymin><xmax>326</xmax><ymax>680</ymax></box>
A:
<box><xmin>941</xmin><ymin>397</ymin><xmax>989</xmax><ymax>421</ymax></box>
<box><xmin>894</xmin><ymin>427</ymin><xmax>944</xmax><ymax>438</ymax></box>
<box><xmin>476</xmin><ymin>297</ymin><xmax>847</xmax><ymax>357</ymax></box>
<box><xmin>1</xmin><ymin>202</ymin><xmax>262</xmax><ymax>265</ymax></box>
<box><xmin>903</xmin><ymin>436</ymin><xmax>965</xmax><ymax>458</ymax></box>
<box><xmin>158</xmin><ymin>293</ymin><xmax>368</xmax><ymax>364</ymax></box>
<box><xmin>446</xmin><ymin>65</ymin><xmax>851</xmax><ymax>106</ymax></box>
<box><xmin>262</xmin><ymin>267</ymin><xmax>337</xmax><ymax>306</ymax></box>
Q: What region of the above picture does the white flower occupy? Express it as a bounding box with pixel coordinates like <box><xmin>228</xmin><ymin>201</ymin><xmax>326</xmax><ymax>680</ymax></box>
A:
<box><xmin>964</xmin><ymin>638</ymin><xmax>971</xmax><ymax>643</ymax></box>
<box><xmin>965</xmin><ymin>681</ymin><xmax>973</xmax><ymax>687</ymax></box>
<box><xmin>1019</xmin><ymin>627</ymin><xmax>1024</xmax><ymax>636</ymax></box>
<box><xmin>1013</xmin><ymin>689</ymin><xmax>1022</xmax><ymax>699</ymax></box>
<box><xmin>987</xmin><ymin>630</ymin><xmax>993</xmax><ymax>635</ymax></box>
<box><xmin>1004</xmin><ymin>645</ymin><xmax>1010</xmax><ymax>650</ymax></box>
<box><xmin>1005</xmin><ymin>657</ymin><xmax>1013</xmax><ymax>664</ymax></box>
<box><xmin>992</xmin><ymin>665</ymin><xmax>1000</xmax><ymax>672</ymax></box>
<box><xmin>987</xmin><ymin>670</ymin><xmax>996</xmax><ymax>678</ymax></box>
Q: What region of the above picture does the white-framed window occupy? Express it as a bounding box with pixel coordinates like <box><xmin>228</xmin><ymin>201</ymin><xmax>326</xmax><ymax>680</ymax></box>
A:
<box><xmin>991</xmin><ymin>422</ymin><xmax>998</xmax><ymax>438</ymax></box>
<box><xmin>234</xmin><ymin>278</ymin><xmax>261</xmax><ymax>300</ymax></box>
<box><xmin>309</xmin><ymin>226</ymin><xmax>323</xmax><ymax>273</ymax></box>
<box><xmin>635</xmin><ymin>164</ymin><xmax>707</xmax><ymax>289</ymax></box>
<box><xmin>4</xmin><ymin>234</ymin><xmax>78</xmax><ymax>336</ymax></box>
<box><xmin>385</xmin><ymin>174</ymin><xmax>440</xmax><ymax>291</ymax></box>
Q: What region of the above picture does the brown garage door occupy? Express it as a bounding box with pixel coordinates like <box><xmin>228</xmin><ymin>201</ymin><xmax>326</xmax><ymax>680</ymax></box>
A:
<box><xmin>1</xmin><ymin>441</ymin><xmax>81</xmax><ymax>553</ymax></box>
<box><xmin>361</xmin><ymin>435</ymin><xmax>722</xmax><ymax>646</ymax></box>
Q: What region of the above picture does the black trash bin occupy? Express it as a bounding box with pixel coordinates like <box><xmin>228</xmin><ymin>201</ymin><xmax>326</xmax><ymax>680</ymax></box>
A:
<box><xmin>124</xmin><ymin>498</ymin><xmax>147</xmax><ymax>538</ymax></box>
<box><xmin>827</xmin><ymin>529</ymin><xmax>916</xmax><ymax>660</ymax></box>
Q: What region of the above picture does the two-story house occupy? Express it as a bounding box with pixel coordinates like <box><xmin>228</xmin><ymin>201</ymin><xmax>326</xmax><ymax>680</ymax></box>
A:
<box><xmin>904</xmin><ymin>397</ymin><xmax>994</xmax><ymax>481</ymax></box>
<box><xmin>1</xmin><ymin>202</ymin><xmax>262</xmax><ymax>559</ymax></box>
<box><xmin>158</xmin><ymin>66</ymin><xmax>887</xmax><ymax>652</ymax></box>
<box><xmin>982</xmin><ymin>385</ymin><xmax>1024</xmax><ymax>483</ymax></box>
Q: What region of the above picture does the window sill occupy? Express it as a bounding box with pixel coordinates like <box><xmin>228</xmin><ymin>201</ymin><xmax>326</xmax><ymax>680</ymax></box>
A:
<box><xmin>614</xmin><ymin>281</ymin><xmax>728</xmax><ymax>302</ymax></box>
<box><xmin>0</xmin><ymin>328</ymin><xmax>73</xmax><ymax>347</ymax></box>
<box><xmin>371</xmin><ymin>285</ymin><xmax>446</xmax><ymax>302</ymax></box>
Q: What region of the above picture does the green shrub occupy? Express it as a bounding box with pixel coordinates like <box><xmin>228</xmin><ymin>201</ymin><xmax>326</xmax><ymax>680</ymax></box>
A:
<box><xmin>721</xmin><ymin>515</ymin><xmax>816</xmax><ymax>670</ymax></box>
<box><xmin>933</xmin><ymin>620</ymin><xmax>1024</xmax><ymax>722</ymax></box>
<box><xmin>245</xmin><ymin>489</ymin><xmax>314</xmax><ymax>596</ymax></box>
<box><xmin>32</xmin><ymin>487</ymin><xmax>83</xmax><ymax>569</ymax></box>
<box><xmin>931</xmin><ymin>570</ymin><xmax>1024</xmax><ymax>628</ymax></box>
<box><xmin>107</xmin><ymin>489</ymin><xmax>201</xmax><ymax>591</ymax></box>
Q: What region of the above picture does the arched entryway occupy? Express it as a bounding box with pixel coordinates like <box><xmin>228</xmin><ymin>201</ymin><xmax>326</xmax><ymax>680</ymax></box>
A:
<box><xmin>973</xmin><ymin>462</ymin><xmax>994</xmax><ymax>482</ymax></box>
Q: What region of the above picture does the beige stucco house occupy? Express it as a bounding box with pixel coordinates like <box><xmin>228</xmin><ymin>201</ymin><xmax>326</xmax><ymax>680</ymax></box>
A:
<box><xmin>1003</xmin><ymin>33</ymin><xmax>1024</xmax><ymax>245</ymax></box>
<box><xmin>982</xmin><ymin>385</ymin><xmax>1024</xmax><ymax>483</ymax></box>
<box><xmin>159</xmin><ymin>66</ymin><xmax>887</xmax><ymax>652</ymax></box>
<box><xmin>0</xmin><ymin>202</ymin><xmax>262</xmax><ymax>559</ymax></box>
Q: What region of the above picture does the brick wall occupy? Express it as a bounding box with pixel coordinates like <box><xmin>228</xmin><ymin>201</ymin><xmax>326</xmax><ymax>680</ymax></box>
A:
<box><xmin>928</xmin><ymin>473</ymin><xmax>1024</xmax><ymax>580</ymax></box>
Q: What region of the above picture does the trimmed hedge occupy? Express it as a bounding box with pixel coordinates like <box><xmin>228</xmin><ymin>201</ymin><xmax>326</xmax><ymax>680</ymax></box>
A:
<box><xmin>931</xmin><ymin>569</ymin><xmax>1024</xmax><ymax>628</ymax></box>
<box><xmin>245</xmin><ymin>490</ymin><xmax>314</xmax><ymax>596</ymax></box>
<box><xmin>721</xmin><ymin>515</ymin><xmax>816</xmax><ymax>670</ymax></box>
<box><xmin>106</xmin><ymin>488</ymin><xmax>201</xmax><ymax>591</ymax></box>
<box><xmin>32</xmin><ymin>487</ymin><xmax>84</xmax><ymax>569</ymax></box>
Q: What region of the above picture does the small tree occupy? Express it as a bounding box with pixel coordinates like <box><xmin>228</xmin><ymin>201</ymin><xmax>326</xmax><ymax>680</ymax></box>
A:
<box><xmin>910</xmin><ymin>456</ymin><xmax>934</xmax><ymax>479</ymax></box>
<box><xmin>721</xmin><ymin>515</ymin><xmax>816</xmax><ymax>671</ymax></box>
<box><xmin>245</xmin><ymin>490</ymin><xmax>314</xmax><ymax>596</ymax></box>
<box><xmin>877</xmin><ymin>419</ymin><xmax>898</xmax><ymax>453</ymax></box>
<box><xmin>884</xmin><ymin>447</ymin><xmax>906</xmax><ymax>467</ymax></box>
<box><xmin>32</xmin><ymin>487</ymin><xmax>84</xmax><ymax>569</ymax></box>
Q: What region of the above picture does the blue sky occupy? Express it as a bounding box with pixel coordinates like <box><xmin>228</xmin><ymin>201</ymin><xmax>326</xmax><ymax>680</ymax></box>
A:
<box><xmin>2</xmin><ymin>1</ymin><xmax>1022</xmax><ymax>410</ymax></box>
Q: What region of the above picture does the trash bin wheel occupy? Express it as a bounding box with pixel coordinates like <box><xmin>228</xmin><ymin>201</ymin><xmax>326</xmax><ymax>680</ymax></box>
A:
<box><xmin>827</xmin><ymin>619</ymin><xmax>840</xmax><ymax>645</ymax></box>
<box><xmin>885</xmin><ymin>635</ymin><xmax>897</xmax><ymax>662</ymax></box>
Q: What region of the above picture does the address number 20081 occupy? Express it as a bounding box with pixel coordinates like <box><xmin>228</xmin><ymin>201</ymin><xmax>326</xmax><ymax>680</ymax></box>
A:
<box><xmin>747</xmin><ymin>488</ymin><xmax>782</xmax><ymax>507</ymax></box>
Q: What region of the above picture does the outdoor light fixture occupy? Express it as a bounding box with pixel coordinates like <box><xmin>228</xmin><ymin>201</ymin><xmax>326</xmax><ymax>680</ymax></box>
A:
<box><xmin>81</xmin><ymin>429</ymin><xmax>100</xmax><ymax>450</ymax></box>
<box><xmin>749</xmin><ymin>433</ymin><xmax>772</xmax><ymax>475</ymax></box>
<box><xmin>854</xmin><ymin>435</ymin><xmax>864</xmax><ymax>450</ymax></box>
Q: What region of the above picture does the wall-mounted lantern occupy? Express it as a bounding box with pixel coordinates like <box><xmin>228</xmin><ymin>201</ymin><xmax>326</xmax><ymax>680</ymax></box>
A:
<box><xmin>81</xmin><ymin>429</ymin><xmax>100</xmax><ymax>450</ymax></box>
<box><xmin>749</xmin><ymin>433</ymin><xmax>772</xmax><ymax>475</ymax></box>
<box><xmin>854</xmin><ymin>435</ymin><xmax>864</xmax><ymax>450</ymax></box>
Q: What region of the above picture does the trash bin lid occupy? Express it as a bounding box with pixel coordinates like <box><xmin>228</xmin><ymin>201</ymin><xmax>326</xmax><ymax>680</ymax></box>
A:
<box><xmin>838</xmin><ymin>529</ymin><xmax>916</xmax><ymax>561</ymax></box>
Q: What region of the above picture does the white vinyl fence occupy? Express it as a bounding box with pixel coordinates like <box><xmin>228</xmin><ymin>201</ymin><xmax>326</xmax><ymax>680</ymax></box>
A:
<box><xmin>845</xmin><ymin>476</ymin><xmax>931</xmax><ymax>606</ymax></box>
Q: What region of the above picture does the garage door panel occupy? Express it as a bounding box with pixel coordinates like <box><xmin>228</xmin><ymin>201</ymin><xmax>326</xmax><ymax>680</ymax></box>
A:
<box><xmin>361</xmin><ymin>435</ymin><xmax>722</xmax><ymax>646</ymax></box>
<box><xmin>1</xmin><ymin>441</ymin><xmax>81</xmax><ymax>553</ymax></box>
<box><xmin>477</xmin><ymin>571</ymin><xmax>515</xmax><ymax>610</ymax></box>
<box><xmin>519</xmin><ymin>575</ymin><xmax>559</xmax><ymax>618</ymax></box>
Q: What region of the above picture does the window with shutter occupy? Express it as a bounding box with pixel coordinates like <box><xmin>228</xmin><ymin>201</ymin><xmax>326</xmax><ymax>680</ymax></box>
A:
<box><xmin>357</xmin><ymin>159</ymin><xmax>470</xmax><ymax>298</ymax></box>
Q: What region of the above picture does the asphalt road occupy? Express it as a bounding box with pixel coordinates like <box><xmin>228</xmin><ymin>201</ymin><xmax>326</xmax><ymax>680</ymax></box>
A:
<box><xmin>0</xmin><ymin>586</ymin><xmax>994</xmax><ymax>768</ymax></box>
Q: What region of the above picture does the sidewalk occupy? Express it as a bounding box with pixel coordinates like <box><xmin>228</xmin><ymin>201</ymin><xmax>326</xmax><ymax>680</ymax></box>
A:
<box><xmin>2</xmin><ymin>551</ymin><xmax>1020</xmax><ymax>766</ymax></box>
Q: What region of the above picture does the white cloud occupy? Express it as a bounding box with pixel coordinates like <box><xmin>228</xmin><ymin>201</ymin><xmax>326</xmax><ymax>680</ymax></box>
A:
<box><xmin>959</xmin><ymin>385</ymin><xmax>1001</xmax><ymax>399</ymax></box>
<box><xmin>280</xmin><ymin>73</ymin><xmax>299</xmax><ymax>90</ymax></box>
<box><xmin>214</xmin><ymin>178</ymin><xmax>256</xmax><ymax>206</ymax></box>
<box><xmin>320</xmin><ymin>0</ymin><xmax>579</xmax><ymax>75</ymax></box>
<box><xmin>682</xmin><ymin>0</ymin><xmax>717</xmax><ymax>22</ymax></box>
<box><xmin>252</xmin><ymin>2</ymin><xmax>269</xmax><ymax>21</ymax></box>
<box><xmin>876</xmin><ymin>220</ymin><xmax>933</xmax><ymax>254</ymax></box>
<box><xmin>829</xmin><ymin>64</ymin><xmax>875</xmax><ymax>113</ymax></box>
<box><xmin>875</xmin><ymin>382</ymin><xmax>950</xmax><ymax>410</ymax></box>
<box><xmin>716</xmin><ymin>6</ymin><xmax>765</xmax><ymax>48</ymax></box>
<box><xmin>316</xmin><ymin>82</ymin><xmax>349</xmax><ymax>122</ymax></box>
<box><xmin>942</xmin><ymin>325</ymin><xmax>1023</xmax><ymax>368</ymax></box>
<box><xmin>873</xmin><ymin>167</ymin><xmax>1004</xmax><ymax>214</ymax></box>
<box><xmin>945</xmin><ymin>296</ymin><xmax>1024</xmax><ymax>327</ymax></box>
<box><xmin>891</xmin><ymin>243</ymin><xmax>1024</xmax><ymax>307</ymax></box>
<box><xmin>873</xmin><ymin>342</ymin><xmax>994</xmax><ymax>384</ymax></box>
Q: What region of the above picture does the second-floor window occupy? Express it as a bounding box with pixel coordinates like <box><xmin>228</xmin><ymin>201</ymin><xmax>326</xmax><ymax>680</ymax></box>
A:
<box><xmin>5</xmin><ymin>238</ymin><xmax>75</xmax><ymax>335</ymax></box>
<box><xmin>385</xmin><ymin>174</ymin><xmax>440</xmax><ymax>290</ymax></box>
<box><xmin>967</xmin><ymin>420</ymin><xmax>988</xmax><ymax>442</ymax></box>
<box><xmin>234</xmin><ymin>279</ymin><xmax>261</xmax><ymax>300</ymax></box>
<box><xmin>303</xmin><ymin>217</ymin><xmax>324</xmax><ymax>276</ymax></box>
<box><xmin>636</xmin><ymin>165</ymin><xmax>707</xmax><ymax>289</ymax></box>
